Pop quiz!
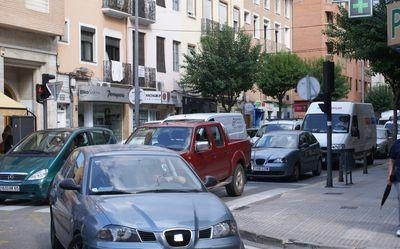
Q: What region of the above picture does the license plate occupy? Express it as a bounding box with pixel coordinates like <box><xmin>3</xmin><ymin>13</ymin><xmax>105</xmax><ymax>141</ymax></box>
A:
<box><xmin>0</xmin><ymin>185</ymin><xmax>20</xmax><ymax>192</ymax></box>
<box><xmin>252</xmin><ymin>165</ymin><xmax>270</xmax><ymax>171</ymax></box>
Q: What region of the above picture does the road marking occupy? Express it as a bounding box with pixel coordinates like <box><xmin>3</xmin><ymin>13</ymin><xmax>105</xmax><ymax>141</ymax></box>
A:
<box><xmin>0</xmin><ymin>205</ymin><xmax>27</xmax><ymax>211</ymax></box>
<box><xmin>35</xmin><ymin>207</ymin><xmax>50</xmax><ymax>213</ymax></box>
<box><xmin>226</xmin><ymin>188</ymin><xmax>294</xmax><ymax>210</ymax></box>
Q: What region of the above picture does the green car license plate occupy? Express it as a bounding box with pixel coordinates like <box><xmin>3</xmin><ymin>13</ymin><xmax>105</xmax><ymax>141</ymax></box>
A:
<box><xmin>0</xmin><ymin>185</ymin><xmax>20</xmax><ymax>192</ymax></box>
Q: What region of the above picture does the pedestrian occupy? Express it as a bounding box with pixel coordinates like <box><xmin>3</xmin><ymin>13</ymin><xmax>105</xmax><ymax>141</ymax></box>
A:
<box><xmin>1</xmin><ymin>125</ymin><xmax>13</xmax><ymax>153</ymax></box>
<box><xmin>388</xmin><ymin>139</ymin><xmax>400</xmax><ymax>237</ymax></box>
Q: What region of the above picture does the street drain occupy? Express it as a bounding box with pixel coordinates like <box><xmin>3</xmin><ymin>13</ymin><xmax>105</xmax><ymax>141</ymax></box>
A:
<box><xmin>324</xmin><ymin>192</ymin><xmax>343</xmax><ymax>195</ymax></box>
<box><xmin>340</xmin><ymin>206</ymin><xmax>358</xmax><ymax>209</ymax></box>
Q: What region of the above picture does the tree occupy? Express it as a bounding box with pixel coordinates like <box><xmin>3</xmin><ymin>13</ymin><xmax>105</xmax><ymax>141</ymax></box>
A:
<box><xmin>256</xmin><ymin>52</ymin><xmax>308</xmax><ymax>118</ymax></box>
<box><xmin>324</xmin><ymin>1</ymin><xmax>400</xmax><ymax>138</ymax></box>
<box><xmin>305</xmin><ymin>57</ymin><xmax>349</xmax><ymax>101</ymax></box>
<box><xmin>179</xmin><ymin>26</ymin><xmax>261</xmax><ymax>112</ymax></box>
<box><xmin>365</xmin><ymin>84</ymin><xmax>395</xmax><ymax>114</ymax></box>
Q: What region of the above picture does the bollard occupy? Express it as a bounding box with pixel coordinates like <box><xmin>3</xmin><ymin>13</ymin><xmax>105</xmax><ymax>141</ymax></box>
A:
<box><xmin>363</xmin><ymin>151</ymin><xmax>368</xmax><ymax>174</ymax></box>
<box><xmin>338</xmin><ymin>150</ymin><xmax>344</xmax><ymax>182</ymax></box>
<box><xmin>342</xmin><ymin>148</ymin><xmax>354</xmax><ymax>185</ymax></box>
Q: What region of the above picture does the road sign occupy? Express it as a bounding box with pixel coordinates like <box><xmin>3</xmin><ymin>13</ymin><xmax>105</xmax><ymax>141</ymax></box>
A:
<box><xmin>47</xmin><ymin>81</ymin><xmax>63</xmax><ymax>100</ymax></box>
<box><xmin>296</xmin><ymin>76</ymin><xmax>320</xmax><ymax>101</ymax></box>
<box><xmin>349</xmin><ymin>0</ymin><xmax>373</xmax><ymax>18</ymax></box>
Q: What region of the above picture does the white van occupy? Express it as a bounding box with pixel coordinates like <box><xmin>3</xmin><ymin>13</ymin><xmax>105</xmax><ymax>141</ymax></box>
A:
<box><xmin>302</xmin><ymin>102</ymin><xmax>377</xmax><ymax>165</ymax></box>
<box><xmin>163</xmin><ymin>113</ymin><xmax>247</xmax><ymax>140</ymax></box>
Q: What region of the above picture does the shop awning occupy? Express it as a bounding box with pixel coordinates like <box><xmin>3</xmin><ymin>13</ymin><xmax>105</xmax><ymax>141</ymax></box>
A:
<box><xmin>0</xmin><ymin>92</ymin><xmax>27</xmax><ymax>116</ymax></box>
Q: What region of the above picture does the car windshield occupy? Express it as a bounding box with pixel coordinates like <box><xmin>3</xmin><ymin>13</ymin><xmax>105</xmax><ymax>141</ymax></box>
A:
<box><xmin>254</xmin><ymin>134</ymin><xmax>298</xmax><ymax>149</ymax></box>
<box><xmin>88</xmin><ymin>155</ymin><xmax>203</xmax><ymax>194</ymax></box>
<box><xmin>303</xmin><ymin>114</ymin><xmax>350</xmax><ymax>133</ymax></box>
<box><xmin>256</xmin><ymin>123</ymin><xmax>294</xmax><ymax>137</ymax></box>
<box><xmin>125</xmin><ymin>127</ymin><xmax>193</xmax><ymax>151</ymax></box>
<box><xmin>10</xmin><ymin>130</ymin><xmax>71</xmax><ymax>154</ymax></box>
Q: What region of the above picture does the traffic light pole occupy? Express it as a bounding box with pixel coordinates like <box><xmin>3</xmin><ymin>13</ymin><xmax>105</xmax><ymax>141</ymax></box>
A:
<box><xmin>324</xmin><ymin>61</ymin><xmax>334</xmax><ymax>188</ymax></box>
<box><xmin>43</xmin><ymin>100</ymin><xmax>48</xmax><ymax>129</ymax></box>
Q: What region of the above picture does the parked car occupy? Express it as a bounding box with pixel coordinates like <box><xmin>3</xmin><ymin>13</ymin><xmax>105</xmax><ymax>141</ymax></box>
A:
<box><xmin>250</xmin><ymin>119</ymin><xmax>303</xmax><ymax>144</ymax></box>
<box><xmin>0</xmin><ymin>127</ymin><xmax>116</xmax><ymax>203</ymax></box>
<box><xmin>376</xmin><ymin>127</ymin><xmax>394</xmax><ymax>158</ymax></box>
<box><xmin>49</xmin><ymin>144</ymin><xmax>244</xmax><ymax>249</ymax></box>
<box><xmin>125</xmin><ymin>121</ymin><xmax>251</xmax><ymax>196</ymax></box>
<box><xmin>383</xmin><ymin>120</ymin><xmax>400</xmax><ymax>139</ymax></box>
<box><xmin>247</xmin><ymin>130</ymin><xmax>322</xmax><ymax>181</ymax></box>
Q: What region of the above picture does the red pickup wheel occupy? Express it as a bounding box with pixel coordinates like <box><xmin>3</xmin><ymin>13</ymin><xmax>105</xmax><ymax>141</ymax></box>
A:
<box><xmin>226</xmin><ymin>163</ymin><xmax>245</xmax><ymax>196</ymax></box>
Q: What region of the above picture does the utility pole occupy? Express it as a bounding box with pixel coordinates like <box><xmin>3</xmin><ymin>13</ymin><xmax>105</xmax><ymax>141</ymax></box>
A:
<box><xmin>134</xmin><ymin>0</ymin><xmax>140</xmax><ymax>128</ymax></box>
<box><xmin>324</xmin><ymin>61</ymin><xmax>334</xmax><ymax>187</ymax></box>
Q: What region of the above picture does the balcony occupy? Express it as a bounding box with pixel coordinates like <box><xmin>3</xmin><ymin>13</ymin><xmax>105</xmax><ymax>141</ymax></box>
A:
<box><xmin>131</xmin><ymin>0</ymin><xmax>156</xmax><ymax>25</ymax></box>
<box><xmin>103</xmin><ymin>61</ymin><xmax>132</xmax><ymax>85</ymax></box>
<box><xmin>136</xmin><ymin>66</ymin><xmax>156</xmax><ymax>89</ymax></box>
<box><xmin>201</xmin><ymin>18</ymin><xmax>220</xmax><ymax>34</ymax></box>
<box><xmin>102</xmin><ymin>0</ymin><xmax>132</xmax><ymax>19</ymax></box>
<box><xmin>263</xmin><ymin>39</ymin><xmax>291</xmax><ymax>53</ymax></box>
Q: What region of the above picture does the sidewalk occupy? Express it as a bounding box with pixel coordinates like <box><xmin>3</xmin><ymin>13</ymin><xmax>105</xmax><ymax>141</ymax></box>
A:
<box><xmin>233</xmin><ymin>162</ymin><xmax>400</xmax><ymax>249</ymax></box>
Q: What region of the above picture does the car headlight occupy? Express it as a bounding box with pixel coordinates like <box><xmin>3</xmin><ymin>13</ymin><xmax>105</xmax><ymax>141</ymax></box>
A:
<box><xmin>27</xmin><ymin>169</ymin><xmax>48</xmax><ymax>180</ymax></box>
<box><xmin>212</xmin><ymin>220</ymin><xmax>238</xmax><ymax>238</ymax></box>
<box><xmin>332</xmin><ymin>144</ymin><xmax>345</xmax><ymax>150</ymax></box>
<box><xmin>272</xmin><ymin>157</ymin><xmax>287</xmax><ymax>163</ymax></box>
<box><xmin>98</xmin><ymin>225</ymin><xmax>141</xmax><ymax>242</ymax></box>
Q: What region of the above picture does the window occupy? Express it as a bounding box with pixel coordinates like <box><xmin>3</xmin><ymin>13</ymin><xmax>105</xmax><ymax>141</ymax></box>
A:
<box><xmin>253</xmin><ymin>15</ymin><xmax>260</xmax><ymax>39</ymax></box>
<box><xmin>187</xmin><ymin>0</ymin><xmax>195</xmax><ymax>17</ymax></box>
<box><xmin>81</xmin><ymin>26</ymin><xmax>95</xmax><ymax>62</ymax></box>
<box><xmin>105</xmin><ymin>37</ymin><xmax>120</xmax><ymax>61</ymax></box>
<box><xmin>264</xmin><ymin>19</ymin><xmax>270</xmax><ymax>40</ymax></box>
<box><xmin>285</xmin><ymin>0</ymin><xmax>291</xmax><ymax>18</ymax></box>
<box><xmin>326</xmin><ymin>11</ymin><xmax>333</xmax><ymax>24</ymax></box>
<box><xmin>156</xmin><ymin>0</ymin><xmax>166</xmax><ymax>7</ymax></box>
<box><xmin>264</xmin><ymin>0</ymin><xmax>270</xmax><ymax>9</ymax></box>
<box><xmin>284</xmin><ymin>27</ymin><xmax>290</xmax><ymax>48</ymax></box>
<box><xmin>348</xmin><ymin>77</ymin><xmax>352</xmax><ymax>90</ymax></box>
<box><xmin>203</xmin><ymin>0</ymin><xmax>212</xmax><ymax>19</ymax></box>
<box><xmin>25</xmin><ymin>0</ymin><xmax>49</xmax><ymax>13</ymax></box>
<box><xmin>253</xmin><ymin>0</ymin><xmax>260</xmax><ymax>4</ymax></box>
<box><xmin>218</xmin><ymin>2</ymin><xmax>227</xmax><ymax>26</ymax></box>
<box><xmin>173</xmin><ymin>41</ymin><xmax>180</xmax><ymax>72</ymax></box>
<box><xmin>156</xmin><ymin>37</ymin><xmax>166</xmax><ymax>73</ymax></box>
<box><xmin>233</xmin><ymin>8</ymin><xmax>240</xmax><ymax>33</ymax></box>
<box><xmin>133</xmin><ymin>32</ymin><xmax>145</xmax><ymax>66</ymax></box>
<box><xmin>59</xmin><ymin>19</ymin><xmax>69</xmax><ymax>43</ymax></box>
<box><xmin>173</xmin><ymin>0</ymin><xmax>179</xmax><ymax>11</ymax></box>
<box><xmin>275</xmin><ymin>0</ymin><xmax>281</xmax><ymax>14</ymax></box>
<box><xmin>210</xmin><ymin>126</ymin><xmax>223</xmax><ymax>147</ymax></box>
<box><xmin>244</xmin><ymin>11</ymin><xmax>251</xmax><ymax>24</ymax></box>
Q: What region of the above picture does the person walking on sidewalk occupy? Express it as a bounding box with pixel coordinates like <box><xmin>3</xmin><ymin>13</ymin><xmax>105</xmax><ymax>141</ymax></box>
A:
<box><xmin>388</xmin><ymin>139</ymin><xmax>400</xmax><ymax>237</ymax></box>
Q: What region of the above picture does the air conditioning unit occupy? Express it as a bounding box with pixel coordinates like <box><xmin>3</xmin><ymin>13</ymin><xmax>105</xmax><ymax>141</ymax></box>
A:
<box><xmin>157</xmin><ymin>81</ymin><xmax>164</xmax><ymax>91</ymax></box>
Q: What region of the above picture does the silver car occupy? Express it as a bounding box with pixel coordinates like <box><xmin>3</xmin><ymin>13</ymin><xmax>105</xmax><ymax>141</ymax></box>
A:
<box><xmin>376</xmin><ymin>127</ymin><xmax>393</xmax><ymax>158</ymax></box>
<box><xmin>49</xmin><ymin>144</ymin><xmax>244</xmax><ymax>249</ymax></box>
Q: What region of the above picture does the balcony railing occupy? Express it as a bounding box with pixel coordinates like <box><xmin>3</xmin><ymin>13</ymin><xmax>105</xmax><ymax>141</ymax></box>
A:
<box><xmin>263</xmin><ymin>39</ymin><xmax>291</xmax><ymax>53</ymax></box>
<box><xmin>103</xmin><ymin>61</ymin><xmax>132</xmax><ymax>85</ymax></box>
<box><xmin>201</xmin><ymin>18</ymin><xmax>220</xmax><ymax>34</ymax></box>
<box><xmin>102</xmin><ymin>0</ymin><xmax>132</xmax><ymax>19</ymax></box>
<box><xmin>136</xmin><ymin>66</ymin><xmax>156</xmax><ymax>89</ymax></box>
<box><xmin>131</xmin><ymin>0</ymin><xmax>156</xmax><ymax>25</ymax></box>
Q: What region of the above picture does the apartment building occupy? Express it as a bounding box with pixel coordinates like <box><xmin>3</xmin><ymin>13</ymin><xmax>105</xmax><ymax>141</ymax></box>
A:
<box><xmin>0</xmin><ymin>0</ymin><xmax>64</xmax><ymax>132</ymax></box>
<box><xmin>242</xmin><ymin>0</ymin><xmax>294</xmax><ymax>123</ymax></box>
<box><xmin>292</xmin><ymin>0</ymin><xmax>371</xmax><ymax>118</ymax></box>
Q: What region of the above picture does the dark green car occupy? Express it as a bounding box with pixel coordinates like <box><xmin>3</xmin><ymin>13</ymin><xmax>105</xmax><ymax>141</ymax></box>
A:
<box><xmin>0</xmin><ymin>127</ymin><xmax>116</xmax><ymax>202</ymax></box>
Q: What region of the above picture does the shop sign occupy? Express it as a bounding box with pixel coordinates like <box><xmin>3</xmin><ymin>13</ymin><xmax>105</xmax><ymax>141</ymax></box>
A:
<box><xmin>79</xmin><ymin>85</ymin><xmax>130</xmax><ymax>103</ymax></box>
<box><xmin>293</xmin><ymin>103</ymin><xmax>308</xmax><ymax>112</ymax></box>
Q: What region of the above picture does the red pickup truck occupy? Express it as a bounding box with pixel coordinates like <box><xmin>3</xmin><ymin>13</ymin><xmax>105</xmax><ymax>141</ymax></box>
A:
<box><xmin>125</xmin><ymin>121</ymin><xmax>251</xmax><ymax>196</ymax></box>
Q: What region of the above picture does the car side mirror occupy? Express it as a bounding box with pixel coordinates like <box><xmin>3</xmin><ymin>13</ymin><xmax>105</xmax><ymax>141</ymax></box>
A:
<box><xmin>195</xmin><ymin>141</ymin><xmax>210</xmax><ymax>152</ymax></box>
<box><xmin>299</xmin><ymin>142</ymin><xmax>309</xmax><ymax>149</ymax></box>
<box><xmin>59</xmin><ymin>178</ymin><xmax>80</xmax><ymax>191</ymax></box>
<box><xmin>204</xmin><ymin>175</ymin><xmax>218</xmax><ymax>188</ymax></box>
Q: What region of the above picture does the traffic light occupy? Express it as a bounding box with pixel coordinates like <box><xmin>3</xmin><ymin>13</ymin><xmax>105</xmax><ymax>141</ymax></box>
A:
<box><xmin>36</xmin><ymin>84</ymin><xmax>51</xmax><ymax>103</ymax></box>
<box><xmin>42</xmin><ymin>73</ymin><xmax>55</xmax><ymax>85</ymax></box>
<box><xmin>348</xmin><ymin>0</ymin><xmax>373</xmax><ymax>18</ymax></box>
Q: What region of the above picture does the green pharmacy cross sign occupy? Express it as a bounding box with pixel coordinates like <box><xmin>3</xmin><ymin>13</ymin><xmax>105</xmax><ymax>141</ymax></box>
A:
<box><xmin>348</xmin><ymin>0</ymin><xmax>373</xmax><ymax>18</ymax></box>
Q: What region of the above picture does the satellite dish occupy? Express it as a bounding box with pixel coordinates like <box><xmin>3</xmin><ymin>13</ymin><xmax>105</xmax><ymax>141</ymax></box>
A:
<box><xmin>296</xmin><ymin>76</ymin><xmax>320</xmax><ymax>101</ymax></box>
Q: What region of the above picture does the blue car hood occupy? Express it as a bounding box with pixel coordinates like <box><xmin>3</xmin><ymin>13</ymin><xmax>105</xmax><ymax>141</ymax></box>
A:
<box><xmin>94</xmin><ymin>192</ymin><xmax>230</xmax><ymax>230</ymax></box>
<box><xmin>0</xmin><ymin>155</ymin><xmax>54</xmax><ymax>174</ymax></box>
<box><xmin>252</xmin><ymin>147</ymin><xmax>295</xmax><ymax>158</ymax></box>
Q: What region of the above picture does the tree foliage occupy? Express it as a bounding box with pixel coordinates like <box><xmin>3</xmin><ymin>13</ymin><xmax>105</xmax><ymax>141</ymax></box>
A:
<box><xmin>324</xmin><ymin>1</ymin><xmax>400</xmax><ymax>136</ymax></box>
<box><xmin>179</xmin><ymin>26</ymin><xmax>261</xmax><ymax>112</ymax></box>
<box><xmin>305</xmin><ymin>57</ymin><xmax>349</xmax><ymax>101</ymax></box>
<box><xmin>365</xmin><ymin>84</ymin><xmax>394</xmax><ymax>114</ymax></box>
<box><xmin>255</xmin><ymin>52</ymin><xmax>308</xmax><ymax>118</ymax></box>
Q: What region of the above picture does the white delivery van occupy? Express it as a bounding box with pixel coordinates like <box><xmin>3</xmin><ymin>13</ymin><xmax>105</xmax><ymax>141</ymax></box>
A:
<box><xmin>302</xmin><ymin>102</ymin><xmax>377</xmax><ymax>165</ymax></box>
<box><xmin>163</xmin><ymin>113</ymin><xmax>247</xmax><ymax>140</ymax></box>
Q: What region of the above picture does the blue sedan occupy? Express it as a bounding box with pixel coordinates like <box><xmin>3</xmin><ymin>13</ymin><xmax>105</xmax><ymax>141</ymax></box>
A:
<box><xmin>247</xmin><ymin>130</ymin><xmax>322</xmax><ymax>181</ymax></box>
<box><xmin>49</xmin><ymin>144</ymin><xmax>244</xmax><ymax>249</ymax></box>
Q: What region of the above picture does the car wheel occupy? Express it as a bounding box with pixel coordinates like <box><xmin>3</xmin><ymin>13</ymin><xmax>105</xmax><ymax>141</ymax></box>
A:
<box><xmin>50</xmin><ymin>213</ymin><xmax>63</xmax><ymax>249</ymax></box>
<box><xmin>226</xmin><ymin>164</ymin><xmax>245</xmax><ymax>197</ymax></box>
<box><xmin>68</xmin><ymin>234</ymin><xmax>83</xmax><ymax>249</ymax></box>
<box><xmin>312</xmin><ymin>159</ymin><xmax>322</xmax><ymax>176</ymax></box>
<box><xmin>292</xmin><ymin>163</ymin><xmax>300</xmax><ymax>181</ymax></box>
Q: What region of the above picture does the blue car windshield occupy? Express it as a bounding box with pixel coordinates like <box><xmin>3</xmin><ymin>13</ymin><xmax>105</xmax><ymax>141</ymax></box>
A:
<box><xmin>303</xmin><ymin>114</ymin><xmax>350</xmax><ymax>133</ymax></box>
<box><xmin>88</xmin><ymin>155</ymin><xmax>204</xmax><ymax>194</ymax></box>
<box><xmin>10</xmin><ymin>131</ymin><xmax>71</xmax><ymax>154</ymax></box>
<box><xmin>254</xmin><ymin>134</ymin><xmax>298</xmax><ymax>149</ymax></box>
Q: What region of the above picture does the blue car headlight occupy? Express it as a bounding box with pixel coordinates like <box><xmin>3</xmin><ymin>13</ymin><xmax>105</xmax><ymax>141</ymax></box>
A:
<box><xmin>27</xmin><ymin>169</ymin><xmax>48</xmax><ymax>180</ymax></box>
<box><xmin>212</xmin><ymin>220</ymin><xmax>238</xmax><ymax>238</ymax></box>
<box><xmin>98</xmin><ymin>225</ymin><xmax>141</xmax><ymax>242</ymax></box>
